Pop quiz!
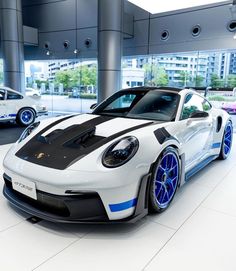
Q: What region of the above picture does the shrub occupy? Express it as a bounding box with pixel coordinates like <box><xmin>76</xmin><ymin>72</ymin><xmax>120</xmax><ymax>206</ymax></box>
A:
<box><xmin>208</xmin><ymin>95</ymin><xmax>226</xmax><ymax>101</ymax></box>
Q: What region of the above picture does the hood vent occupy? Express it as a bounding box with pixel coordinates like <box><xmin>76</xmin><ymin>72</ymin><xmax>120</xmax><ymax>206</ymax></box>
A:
<box><xmin>16</xmin><ymin>116</ymin><xmax>153</xmax><ymax>170</ymax></box>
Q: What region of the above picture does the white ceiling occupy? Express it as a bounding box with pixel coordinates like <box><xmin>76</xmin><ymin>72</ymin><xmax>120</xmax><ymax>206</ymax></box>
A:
<box><xmin>127</xmin><ymin>0</ymin><xmax>228</xmax><ymax>14</ymax></box>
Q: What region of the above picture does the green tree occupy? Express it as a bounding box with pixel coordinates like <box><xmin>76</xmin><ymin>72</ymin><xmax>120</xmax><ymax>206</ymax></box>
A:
<box><xmin>143</xmin><ymin>63</ymin><xmax>153</xmax><ymax>85</ymax></box>
<box><xmin>226</xmin><ymin>74</ymin><xmax>236</xmax><ymax>88</ymax></box>
<box><xmin>54</xmin><ymin>69</ymin><xmax>79</xmax><ymax>90</ymax></box>
<box><xmin>194</xmin><ymin>75</ymin><xmax>204</xmax><ymax>87</ymax></box>
<box><xmin>35</xmin><ymin>79</ymin><xmax>49</xmax><ymax>89</ymax></box>
<box><xmin>54</xmin><ymin>65</ymin><xmax>97</xmax><ymax>90</ymax></box>
<box><xmin>179</xmin><ymin>71</ymin><xmax>190</xmax><ymax>87</ymax></box>
<box><xmin>154</xmin><ymin>67</ymin><xmax>169</xmax><ymax>87</ymax></box>
<box><xmin>143</xmin><ymin>64</ymin><xmax>168</xmax><ymax>86</ymax></box>
<box><xmin>210</xmin><ymin>73</ymin><xmax>224</xmax><ymax>88</ymax></box>
<box><xmin>78</xmin><ymin>65</ymin><xmax>97</xmax><ymax>86</ymax></box>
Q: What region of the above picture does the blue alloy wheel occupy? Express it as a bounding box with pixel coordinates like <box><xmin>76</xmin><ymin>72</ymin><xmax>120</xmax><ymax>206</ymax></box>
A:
<box><xmin>150</xmin><ymin>147</ymin><xmax>180</xmax><ymax>212</ymax></box>
<box><xmin>223</xmin><ymin>122</ymin><xmax>232</xmax><ymax>157</ymax></box>
<box><xmin>219</xmin><ymin>121</ymin><xmax>233</xmax><ymax>160</ymax></box>
<box><xmin>17</xmin><ymin>108</ymin><xmax>35</xmax><ymax>127</ymax></box>
<box><xmin>22</xmin><ymin>110</ymin><xmax>32</xmax><ymax>123</ymax></box>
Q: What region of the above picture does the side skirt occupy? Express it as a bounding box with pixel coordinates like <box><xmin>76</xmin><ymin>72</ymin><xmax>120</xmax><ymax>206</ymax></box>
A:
<box><xmin>185</xmin><ymin>155</ymin><xmax>218</xmax><ymax>181</ymax></box>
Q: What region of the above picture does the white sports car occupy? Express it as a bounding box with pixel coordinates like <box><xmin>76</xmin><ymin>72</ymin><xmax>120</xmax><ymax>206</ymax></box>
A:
<box><xmin>25</xmin><ymin>88</ymin><xmax>41</xmax><ymax>97</ymax></box>
<box><xmin>0</xmin><ymin>87</ymin><xmax>47</xmax><ymax>126</ymax></box>
<box><xmin>2</xmin><ymin>87</ymin><xmax>233</xmax><ymax>223</ymax></box>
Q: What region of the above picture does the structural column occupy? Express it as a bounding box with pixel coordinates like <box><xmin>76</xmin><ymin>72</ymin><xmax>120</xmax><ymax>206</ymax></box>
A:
<box><xmin>98</xmin><ymin>0</ymin><xmax>124</xmax><ymax>103</ymax></box>
<box><xmin>0</xmin><ymin>0</ymin><xmax>25</xmax><ymax>93</ymax></box>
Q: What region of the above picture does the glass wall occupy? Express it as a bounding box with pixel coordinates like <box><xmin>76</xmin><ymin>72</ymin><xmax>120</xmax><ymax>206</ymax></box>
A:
<box><xmin>23</xmin><ymin>49</ymin><xmax>236</xmax><ymax>126</ymax></box>
<box><xmin>24</xmin><ymin>59</ymin><xmax>97</xmax><ymax>116</ymax></box>
<box><xmin>122</xmin><ymin>50</ymin><xmax>236</xmax><ymax>130</ymax></box>
<box><xmin>0</xmin><ymin>59</ymin><xmax>3</xmax><ymax>86</ymax></box>
<box><xmin>122</xmin><ymin>50</ymin><xmax>236</xmax><ymax>90</ymax></box>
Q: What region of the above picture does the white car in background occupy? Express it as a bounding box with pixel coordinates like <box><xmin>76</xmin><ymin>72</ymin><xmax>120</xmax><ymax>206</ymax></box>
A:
<box><xmin>25</xmin><ymin>88</ymin><xmax>41</xmax><ymax>97</ymax></box>
<box><xmin>0</xmin><ymin>87</ymin><xmax>47</xmax><ymax>126</ymax></box>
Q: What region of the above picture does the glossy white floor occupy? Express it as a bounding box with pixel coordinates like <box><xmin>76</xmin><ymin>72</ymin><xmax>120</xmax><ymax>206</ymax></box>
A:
<box><xmin>0</xmin><ymin>141</ymin><xmax>236</xmax><ymax>271</ymax></box>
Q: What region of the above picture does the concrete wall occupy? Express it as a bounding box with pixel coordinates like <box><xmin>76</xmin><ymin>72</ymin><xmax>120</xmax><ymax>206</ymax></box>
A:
<box><xmin>124</xmin><ymin>1</ymin><xmax>236</xmax><ymax>56</ymax></box>
<box><xmin>21</xmin><ymin>0</ymin><xmax>236</xmax><ymax>60</ymax></box>
<box><xmin>22</xmin><ymin>0</ymin><xmax>97</xmax><ymax>60</ymax></box>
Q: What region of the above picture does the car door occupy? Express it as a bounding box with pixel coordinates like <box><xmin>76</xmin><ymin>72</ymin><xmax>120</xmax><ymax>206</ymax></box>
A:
<box><xmin>177</xmin><ymin>93</ymin><xmax>213</xmax><ymax>167</ymax></box>
<box><xmin>0</xmin><ymin>89</ymin><xmax>25</xmax><ymax>120</ymax></box>
<box><xmin>5</xmin><ymin>89</ymin><xmax>24</xmax><ymax>118</ymax></box>
<box><xmin>0</xmin><ymin>89</ymin><xmax>7</xmax><ymax>119</ymax></box>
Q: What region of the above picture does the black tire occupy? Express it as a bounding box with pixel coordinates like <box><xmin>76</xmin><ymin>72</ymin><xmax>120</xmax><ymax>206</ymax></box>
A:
<box><xmin>16</xmin><ymin>108</ymin><xmax>36</xmax><ymax>127</ymax></box>
<box><xmin>149</xmin><ymin>146</ymin><xmax>181</xmax><ymax>213</ymax></box>
<box><xmin>218</xmin><ymin>121</ymin><xmax>233</xmax><ymax>160</ymax></box>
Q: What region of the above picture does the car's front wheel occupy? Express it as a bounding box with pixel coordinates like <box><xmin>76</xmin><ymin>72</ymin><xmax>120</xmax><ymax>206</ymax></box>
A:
<box><xmin>218</xmin><ymin>121</ymin><xmax>233</xmax><ymax>160</ymax></box>
<box><xmin>149</xmin><ymin>146</ymin><xmax>180</xmax><ymax>213</ymax></box>
<box><xmin>16</xmin><ymin>108</ymin><xmax>36</xmax><ymax>127</ymax></box>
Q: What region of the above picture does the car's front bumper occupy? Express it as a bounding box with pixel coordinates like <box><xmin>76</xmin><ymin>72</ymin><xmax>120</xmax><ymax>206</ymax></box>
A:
<box><xmin>2</xmin><ymin>173</ymin><xmax>150</xmax><ymax>223</ymax></box>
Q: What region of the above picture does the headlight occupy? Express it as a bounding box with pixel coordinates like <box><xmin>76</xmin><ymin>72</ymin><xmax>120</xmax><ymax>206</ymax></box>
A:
<box><xmin>102</xmin><ymin>136</ymin><xmax>139</xmax><ymax>168</ymax></box>
<box><xmin>18</xmin><ymin>122</ymin><xmax>40</xmax><ymax>143</ymax></box>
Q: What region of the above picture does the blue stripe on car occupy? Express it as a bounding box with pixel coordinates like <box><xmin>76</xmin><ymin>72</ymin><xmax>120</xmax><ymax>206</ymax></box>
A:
<box><xmin>0</xmin><ymin>114</ymin><xmax>16</xmax><ymax>119</ymax></box>
<box><xmin>212</xmin><ymin>142</ymin><xmax>221</xmax><ymax>149</ymax></box>
<box><xmin>109</xmin><ymin>198</ymin><xmax>138</xmax><ymax>212</ymax></box>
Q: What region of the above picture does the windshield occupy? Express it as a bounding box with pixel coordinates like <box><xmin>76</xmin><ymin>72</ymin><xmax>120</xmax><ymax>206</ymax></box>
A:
<box><xmin>93</xmin><ymin>90</ymin><xmax>180</xmax><ymax>121</ymax></box>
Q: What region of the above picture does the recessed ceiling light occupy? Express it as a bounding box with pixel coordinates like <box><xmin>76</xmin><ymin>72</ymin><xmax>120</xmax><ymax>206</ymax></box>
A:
<box><xmin>128</xmin><ymin>0</ymin><xmax>226</xmax><ymax>14</ymax></box>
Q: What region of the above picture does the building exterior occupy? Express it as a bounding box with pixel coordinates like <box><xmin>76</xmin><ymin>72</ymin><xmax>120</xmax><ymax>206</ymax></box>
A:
<box><xmin>48</xmin><ymin>60</ymin><xmax>80</xmax><ymax>81</ymax></box>
<box><xmin>229</xmin><ymin>52</ymin><xmax>236</xmax><ymax>75</ymax></box>
<box><xmin>124</xmin><ymin>52</ymin><xmax>236</xmax><ymax>88</ymax></box>
<box><xmin>122</xmin><ymin>68</ymin><xmax>144</xmax><ymax>88</ymax></box>
<box><xmin>25</xmin><ymin>51</ymin><xmax>236</xmax><ymax>91</ymax></box>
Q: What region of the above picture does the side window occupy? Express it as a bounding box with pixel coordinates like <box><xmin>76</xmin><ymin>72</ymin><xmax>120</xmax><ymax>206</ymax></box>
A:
<box><xmin>202</xmin><ymin>99</ymin><xmax>212</xmax><ymax>112</ymax></box>
<box><xmin>0</xmin><ymin>90</ymin><xmax>5</xmax><ymax>100</ymax></box>
<box><xmin>6</xmin><ymin>91</ymin><xmax>23</xmax><ymax>100</ymax></box>
<box><xmin>181</xmin><ymin>94</ymin><xmax>205</xmax><ymax>120</ymax></box>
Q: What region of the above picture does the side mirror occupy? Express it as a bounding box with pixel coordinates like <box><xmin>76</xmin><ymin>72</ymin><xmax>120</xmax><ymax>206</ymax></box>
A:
<box><xmin>190</xmin><ymin>110</ymin><xmax>209</xmax><ymax>119</ymax></box>
<box><xmin>90</xmin><ymin>103</ymin><xmax>97</xmax><ymax>110</ymax></box>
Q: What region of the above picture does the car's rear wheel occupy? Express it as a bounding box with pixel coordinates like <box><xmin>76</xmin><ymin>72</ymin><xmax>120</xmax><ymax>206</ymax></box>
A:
<box><xmin>218</xmin><ymin>121</ymin><xmax>233</xmax><ymax>160</ymax></box>
<box><xmin>16</xmin><ymin>108</ymin><xmax>36</xmax><ymax>127</ymax></box>
<box><xmin>149</xmin><ymin>146</ymin><xmax>180</xmax><ymax>213</ymax></box>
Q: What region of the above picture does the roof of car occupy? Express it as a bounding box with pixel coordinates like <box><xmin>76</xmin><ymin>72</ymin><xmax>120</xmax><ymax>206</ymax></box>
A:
<box><xmin>121</xmin><ymin>86</ymin><xmax>183</xmax><ymax>93</ymax></box>
<box><xmin>0</xmin><ymin>86</ymin><xmax>21</xmax><ymax>94</ymax></box>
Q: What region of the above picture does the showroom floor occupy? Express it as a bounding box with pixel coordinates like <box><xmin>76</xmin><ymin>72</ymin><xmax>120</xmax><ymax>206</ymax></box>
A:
<box><xmin>0</xmin><ymin>140</ymin><xmax>236</xmax><ymax>271</ymax></box>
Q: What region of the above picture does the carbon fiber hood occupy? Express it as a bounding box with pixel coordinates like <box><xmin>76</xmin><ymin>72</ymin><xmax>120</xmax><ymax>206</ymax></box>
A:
<box><xmin>16</xmin><ymin>114</ymin><xmax>154</xmax><ymax>170</ymax></box>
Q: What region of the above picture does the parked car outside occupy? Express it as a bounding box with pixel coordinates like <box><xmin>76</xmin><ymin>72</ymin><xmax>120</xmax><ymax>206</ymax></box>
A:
<box><xmin>0</xmin><ymin>87</ymin><xmax>47</xmax><ymax>126</ymax></box>
<box><xmin>25</xmin><ymin>88</ymin><xmax>41</xmax><ymax>97</ymax></box>
<box><xmin>222</xmin><ymin>102</ymin><xmax>236</xmax><ymax>114</ymax></box>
